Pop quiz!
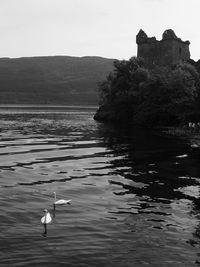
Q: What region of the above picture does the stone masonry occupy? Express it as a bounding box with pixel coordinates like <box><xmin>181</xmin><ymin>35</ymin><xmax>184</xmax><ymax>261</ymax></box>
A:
<box><xmin>136</xmin><ymin>29</ymin><xmax>190</xmax><ymax>68</ymax></box>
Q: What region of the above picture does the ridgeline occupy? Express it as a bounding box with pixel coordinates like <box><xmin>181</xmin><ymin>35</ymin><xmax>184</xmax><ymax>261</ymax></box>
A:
<box><xmin>0</xmin><ymin>56</ymin><xmax>114</xmax><ymax>105</ymax></box>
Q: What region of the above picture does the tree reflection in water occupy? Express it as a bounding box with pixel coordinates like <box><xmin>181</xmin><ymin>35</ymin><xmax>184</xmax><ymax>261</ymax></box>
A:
<box><xmin>97</xmin><ymin>122</ymin><xmax>200</xmax><ymax>251</ymax></box>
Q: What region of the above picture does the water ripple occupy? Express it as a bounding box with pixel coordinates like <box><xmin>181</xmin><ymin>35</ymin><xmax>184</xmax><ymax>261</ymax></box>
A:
<box><xmin>0</xmin><ymin>109</ymin><xmax>200</xmax><ymax>266</ymax></box>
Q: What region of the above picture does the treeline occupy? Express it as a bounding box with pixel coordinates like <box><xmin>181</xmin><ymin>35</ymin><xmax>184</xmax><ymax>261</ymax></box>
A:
<box><xmin>94</xmin><ymin>57</ymin><xmax>200</xmax><ymax>126</ymax></box>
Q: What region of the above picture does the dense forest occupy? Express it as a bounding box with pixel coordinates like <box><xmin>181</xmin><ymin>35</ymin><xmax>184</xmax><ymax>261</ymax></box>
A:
<box><xmin>94</xmin><ymin>57</ymin><xmax>200</xmax><ymax>126</ymax></box>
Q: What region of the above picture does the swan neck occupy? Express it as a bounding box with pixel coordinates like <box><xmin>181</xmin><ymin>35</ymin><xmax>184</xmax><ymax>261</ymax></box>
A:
<box><xmin>44</xmin><ymin>213</ymin><xmax>47</xmax><ymax>223</ymax></box>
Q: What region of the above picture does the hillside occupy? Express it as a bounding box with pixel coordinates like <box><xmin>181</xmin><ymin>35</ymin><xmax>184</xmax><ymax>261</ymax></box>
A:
<box><xmin>0</xmin><ymin>56</ymin><xmax>114</xmax><ymax>105</ymax></box>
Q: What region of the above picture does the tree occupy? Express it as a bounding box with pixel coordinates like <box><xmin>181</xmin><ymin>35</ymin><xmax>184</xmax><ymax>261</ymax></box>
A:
<box><xmin>98</xmin><ymin>57</ymin><xmax>149</xmax><ymax>104</ymax></box>
<box><xmin>96</xmin><ymin>57</ymin><xmax>200</xmax><ymax>126</ymax></box>
<box><xmin>134</xmin><ymin>62</ymin><xmax>199</xmax><ymax>125</ymax></box>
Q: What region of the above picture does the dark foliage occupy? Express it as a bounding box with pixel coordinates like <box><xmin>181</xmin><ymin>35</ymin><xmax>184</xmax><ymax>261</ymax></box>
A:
<box><xmin>95</xmin><ymin>57</ymin><xmax>200</xmax><ymax>126</ymax></box>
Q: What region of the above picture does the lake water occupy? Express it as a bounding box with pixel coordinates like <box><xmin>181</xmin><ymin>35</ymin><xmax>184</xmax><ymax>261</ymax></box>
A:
<box><xmin>1</xmin><ymin>106</ymin><xmax>200</xmax><ymax>266</ymax></box>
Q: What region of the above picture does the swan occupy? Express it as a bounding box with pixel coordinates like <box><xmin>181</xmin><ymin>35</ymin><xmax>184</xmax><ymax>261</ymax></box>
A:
<box><xmin>176</xmin><ymin>154</ymin><xmax>188</xmax><ymax>158</ymax></box>
<box><xmin>41</xmin><ymin>209</ymin><xmax>52</xmax><ymax>224</ymax></box>
<box><xmin>41</xmin><ymin>209</ymin><xmax>52</xmax><ymax>236</ymax></box>
<box><xmin>53</xmin><ymin>192</ymin><xmax>71</xmax><ymax>210</ymax></box>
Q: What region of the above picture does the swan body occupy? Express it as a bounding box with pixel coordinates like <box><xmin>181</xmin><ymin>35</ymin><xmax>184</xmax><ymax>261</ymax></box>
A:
<box><xmin>54</xmin><ymin>199</ymin><xmax>71</xmax><ymax>205</ymax></box>
<box><xmin>41</xmin><ymin>209</ymin><xmax>52</xmax><ymax>224</ymax></box>
<box><xmin>176</xmin><ymin>154</ymin><xmax>188</xmax><ymax>158</ymax></box>
<box><xmin>53</xmin><ymin>192</ymin><xmax>71</xmax><ymax>206</ymax></box>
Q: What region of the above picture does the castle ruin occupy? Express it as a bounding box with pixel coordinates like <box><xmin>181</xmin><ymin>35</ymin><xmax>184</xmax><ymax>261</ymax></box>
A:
<box><xmin>136</xmin><ymin>29</ymin><xmax>190</xmax><ymax>68</ymax></box>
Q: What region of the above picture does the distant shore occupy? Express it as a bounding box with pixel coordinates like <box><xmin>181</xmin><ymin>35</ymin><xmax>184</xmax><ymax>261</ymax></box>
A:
<box><xmin>0</xmin><ymin>104</ymin><xmax>98</xmax><ymax>109</ymax></box>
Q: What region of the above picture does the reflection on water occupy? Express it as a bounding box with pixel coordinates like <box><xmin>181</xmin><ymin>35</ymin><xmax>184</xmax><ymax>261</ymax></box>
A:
<box><xmin>0</xmin><ymin>107</ymin><xmax>200</xmax><ymax>266</ymax></box>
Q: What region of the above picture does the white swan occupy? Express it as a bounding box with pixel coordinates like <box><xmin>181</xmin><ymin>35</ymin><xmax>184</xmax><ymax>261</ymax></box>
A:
<box><xmin>41</xmin><ymin>209</ymin><xmax>52</xmax><ymax>236</ymax></box>
<box><xmin>53</xmin><ymin>192</ymin><xmax>71</xmax><ymax>209</ymax></box>
<box><xmin>41</xmin><ymin>209</ymin><xmax>52</xmax><ymax>224</ymax></box>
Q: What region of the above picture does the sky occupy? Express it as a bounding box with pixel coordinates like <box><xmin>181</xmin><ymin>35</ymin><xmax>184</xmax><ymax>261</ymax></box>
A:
<box><xmin>0</xmin><ymin>0</ymin><xmax>200</xmax><ymax>60</ymax></box>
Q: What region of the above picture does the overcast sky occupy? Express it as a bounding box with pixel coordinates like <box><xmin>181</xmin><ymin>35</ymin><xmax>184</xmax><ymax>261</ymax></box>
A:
<box><xmin>0</xmin><ymin>0</ymin><xmax>199</xmax><ymax>60</ymax></box>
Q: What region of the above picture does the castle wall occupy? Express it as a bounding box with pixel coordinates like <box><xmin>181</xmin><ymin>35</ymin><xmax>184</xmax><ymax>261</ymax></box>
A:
<box><xmin>171</xmin><ymin>40</ymin><xmax>190</xmax><ymax>62</ymax></box>
<box><xmin>136</xmin><ymin>30</ymin><xmax>190</xmax><ymax>68</ymax></box>
<box><xmin>137</xmin><ymin>41</ymin><xmax>160</xmax><ymax>67</ymax></box>
<box><xmin>159</xmin><ymin>39</ymin><xmax>175</xmax><ymax>65</ymax></box>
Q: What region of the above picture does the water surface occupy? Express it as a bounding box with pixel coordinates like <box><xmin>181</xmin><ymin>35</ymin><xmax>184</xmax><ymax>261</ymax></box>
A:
<box><xmin>0</xmin><ymin>106</ymin><xmax>200</xmax><ymax>266</ymax></box>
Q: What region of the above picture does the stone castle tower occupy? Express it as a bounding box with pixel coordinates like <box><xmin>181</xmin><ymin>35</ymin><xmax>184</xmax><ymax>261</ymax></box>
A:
<box><xmin>136</xmin><ymin>29</ymin><xmax>190</xmax><ymax>68</ymax></box>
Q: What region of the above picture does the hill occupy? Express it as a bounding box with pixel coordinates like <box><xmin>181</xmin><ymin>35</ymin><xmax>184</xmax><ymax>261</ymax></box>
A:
<box><xmin>0</xmin><ymin>56</ymin><xmax>114</xmax><ymax>105</ymax></box>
